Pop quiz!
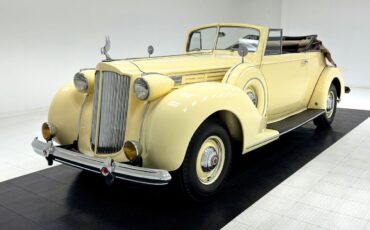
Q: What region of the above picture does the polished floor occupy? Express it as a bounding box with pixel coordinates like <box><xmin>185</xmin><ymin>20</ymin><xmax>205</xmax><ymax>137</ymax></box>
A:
<box><xmin>0</xmin><ymin>88</ymin><xmax>369</xmax><ymax>230</ymax></box>
<box><xmin>223</xmin><ymin>117</ymin><xmax>370</xmax><ymax>230</ymax></box>
<box><xmin>0</xmin><ymin>108</ymin><xmax>368</xmax><ymax>229</ymax></box>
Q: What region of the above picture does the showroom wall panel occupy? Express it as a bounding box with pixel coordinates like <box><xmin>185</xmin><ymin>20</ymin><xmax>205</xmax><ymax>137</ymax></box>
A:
<box><xmin>239</xmin><ymin>0</ymin><xmax>282</xmax><ymax>28</ymax></box>
<box><xmin>281</xmin><ymin>0</ymin><xmax>370</xmax><ymax>88</ymax></box>
<box><xmin>7</xmin><ymin>0</ymin><xmax>365</xmax><ymax>116</ymax></box>
<box><xmin>0</xmin><ymin>0</ymin><xmax>246</xmax><ymax>116</ymax></box>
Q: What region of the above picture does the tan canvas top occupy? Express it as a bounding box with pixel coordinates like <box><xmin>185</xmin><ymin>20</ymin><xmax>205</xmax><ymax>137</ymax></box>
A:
<box><xmin>266</xmin><ymin>37</ymin><xmax>337</xmax><ymax>67</ymax></box>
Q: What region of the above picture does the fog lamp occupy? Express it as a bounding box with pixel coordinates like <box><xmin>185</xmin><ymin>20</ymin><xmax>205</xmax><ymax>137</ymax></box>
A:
<box><xmin>42</xmin><ymin>122</ymin><xmax>56</xmax><ymax>141</ymax></box>
<box><xmin>123</xmin><ymin>141</ymin><xmax>142</xmax><ymax>161</ymax></box>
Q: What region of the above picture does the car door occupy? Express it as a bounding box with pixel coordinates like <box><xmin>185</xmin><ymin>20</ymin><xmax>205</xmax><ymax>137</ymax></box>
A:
<box><xmin>260</xmin><ymin>29</ymin><xmax>309</xmax><ymax>122</ymax></box>
<box><xmin>261</xmin><ymin>53</ymin><xmax>308</xmax><ymax>122</ymax></box>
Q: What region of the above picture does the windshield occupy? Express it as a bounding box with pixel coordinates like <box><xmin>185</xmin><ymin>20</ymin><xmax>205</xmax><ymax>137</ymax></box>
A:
<box><xmin>187</xmin><ymin>26</ymin><xmax>260</xmax><ymax>52</ymax></box>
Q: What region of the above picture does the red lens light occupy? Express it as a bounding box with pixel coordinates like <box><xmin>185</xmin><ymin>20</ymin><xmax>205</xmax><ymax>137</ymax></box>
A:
<box><xmin>101</xmin><ymin>167</ymin><xmax>110</xmax><ymax>176</ymax></box>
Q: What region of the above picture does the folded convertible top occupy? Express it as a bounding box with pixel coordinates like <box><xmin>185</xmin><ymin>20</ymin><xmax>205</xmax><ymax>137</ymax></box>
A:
<box><xmin>283</xmin><ymin>35</ymin><xmax>337</xmax><ymax>67</ymax></box>
<box><xmin>267</xmin><ymin>34</ymin><xmax>337</xmax><ymax>67</ymax></box>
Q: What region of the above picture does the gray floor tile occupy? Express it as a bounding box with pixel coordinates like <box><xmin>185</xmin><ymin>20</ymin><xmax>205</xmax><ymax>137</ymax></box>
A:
<box><xmin>227</xmin><ymin>118</ymin><xmax>370</xmax><ymax>229</ymax></box>
<box><xmin>222</xmin><ymin>220</ymin><xmax>254</xmax><ymax>230</ymax></box>
<box><xmin>235</xmin><ymin>208</ymin><xmax>282</xmax><ymax>228</ymax></box>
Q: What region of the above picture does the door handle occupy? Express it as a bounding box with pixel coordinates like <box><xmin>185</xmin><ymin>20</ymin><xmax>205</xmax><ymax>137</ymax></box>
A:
<box><xmin>302</xmin><ymin>60</ymin><xmax>309</xmax><ymax>64</ymax></box>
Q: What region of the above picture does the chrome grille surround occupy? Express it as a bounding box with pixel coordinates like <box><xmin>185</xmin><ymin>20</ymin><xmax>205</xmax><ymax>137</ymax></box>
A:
<box><xmin>91</xmin><ymin>71</ymin><xmax>131</xmax><ymax>154</ymax></box>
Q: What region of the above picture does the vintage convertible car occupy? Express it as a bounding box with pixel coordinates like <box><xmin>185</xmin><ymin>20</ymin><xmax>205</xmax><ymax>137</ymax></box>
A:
<box><xmin>32</xmin><ymin>23</ymin><xmax>349</xmax><ymax>200</ymax></box>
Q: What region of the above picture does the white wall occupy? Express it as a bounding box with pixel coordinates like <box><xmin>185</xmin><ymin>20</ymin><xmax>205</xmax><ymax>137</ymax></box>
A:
<box><xmin>0</xmin><ymin>0</ymin><xmax>246</xmax><ymax>116</ymax></box>
<box><xmin>2</xmin><ymin>0</ymin><xmax>368</xmax><ymax>116</ymax></box>
<box><xmin>282</xmin><ymin>0</ymin><xmax>370</xmax><ymax>88</ymax></box>
<box><xmin>239</xmin><ymin>0</ymin><xmax>282</xmax><ymax>28</ymax></box>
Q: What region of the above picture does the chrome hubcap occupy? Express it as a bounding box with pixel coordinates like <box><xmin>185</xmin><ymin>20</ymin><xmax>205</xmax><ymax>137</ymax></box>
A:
<box><xmin>326</xmin><ymin>91</ymin><xmax>335</xmax><ymax>118</ymax></box>
<box><xmin>196</xmin><ymin>136</ymin><xmax>225</xmax><ymax>185</ymax></box>
<box><xmin>201</xmin><ymin>147</ymin><xmax>219</xmax><ymax>172</ymax></box>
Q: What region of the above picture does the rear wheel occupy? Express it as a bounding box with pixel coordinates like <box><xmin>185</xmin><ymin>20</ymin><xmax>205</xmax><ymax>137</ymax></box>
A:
<box><xmin>314</xmin><ymin>84</ymin><xmax>338</xmax><ymax>128</ymax></box>
<box><xmin>178</xmin><ymin>120</ymin><xmax>232</xmax><ymax>201</ymax></box>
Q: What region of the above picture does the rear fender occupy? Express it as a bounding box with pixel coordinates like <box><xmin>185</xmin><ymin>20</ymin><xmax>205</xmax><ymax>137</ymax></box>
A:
<box><xmin>308</xmin><ymin>67</ymin><xmax>344</xmax><ymax>109</ymax></box>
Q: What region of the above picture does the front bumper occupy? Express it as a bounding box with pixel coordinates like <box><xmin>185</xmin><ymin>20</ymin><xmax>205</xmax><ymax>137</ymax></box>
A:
<box><xmin>31</xmin><ymin>138</ymin><xmax>171</xmax><ymax>185</ymax></box>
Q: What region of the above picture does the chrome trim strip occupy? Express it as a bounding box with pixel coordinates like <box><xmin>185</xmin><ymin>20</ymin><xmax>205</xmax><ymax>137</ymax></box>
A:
<box><xmin>245</xmin><ymin>136</ymin><xmax>279</xmax><ymax>151</ymax></box>
<box><xmin>31</xmin><ymin>138</ymin><xmax>171</xmax><ymax>185</ymax></box>
<box><xmin>180</xmin><ymin>69</ymin><xmax>228</xmax><ymax>77</ymax></box>
<box><xmin>170</xmin><ymin>76</ymin><xmax>183</xmax><ymax>85</ymax></box>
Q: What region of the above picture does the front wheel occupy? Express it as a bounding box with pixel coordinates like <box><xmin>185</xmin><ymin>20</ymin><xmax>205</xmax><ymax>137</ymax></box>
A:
<box><xmin>178</xmin><ymin>120</ymin><xmax>232</xmax><ymax>201</ymax></box>
<box><xmin>314</xmin><ymin>84</ymin><xmax>338</xmax><ymax>128</ymax></box>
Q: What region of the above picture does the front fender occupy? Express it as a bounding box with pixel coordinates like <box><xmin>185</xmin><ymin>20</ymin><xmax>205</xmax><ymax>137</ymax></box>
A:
<box><xmin>141</xmin><ymin>82</ymin><xmax>266</xmax><ymax>171</ymax></box>
<box><xmin>48</xmin><ymin>69</ymin><xmax>95</xmax><ymax>145</ymax></box>
<box><xmin>48</xmin><ymin>82</ymin><xmax>84</xmax><ymax>145</ymax></box>
<box><xmin>308</xmin><ymin>67</ymin><xmax>344</xmax><ymax>109</ymax></box>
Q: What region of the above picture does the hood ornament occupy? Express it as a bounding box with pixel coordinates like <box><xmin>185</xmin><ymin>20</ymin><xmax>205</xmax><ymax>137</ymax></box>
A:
<box><xmin>101</xmin><ymin>36</ymin><xmax>112</xmax><ymax>61</ymax></box>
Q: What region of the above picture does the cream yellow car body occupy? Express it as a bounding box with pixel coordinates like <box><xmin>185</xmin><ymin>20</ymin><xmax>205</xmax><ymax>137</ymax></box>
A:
<box><xmin>46</xmin><ymin>23</ymin><xmax>344</xmax><ymax>172</ymax></box>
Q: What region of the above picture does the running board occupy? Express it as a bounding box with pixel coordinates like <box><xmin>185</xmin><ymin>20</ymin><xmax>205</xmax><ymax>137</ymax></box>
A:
<box><xmin>267</xmin><ymin>109</ymin><xmax>325</xmax><ymax>135</ymax></box>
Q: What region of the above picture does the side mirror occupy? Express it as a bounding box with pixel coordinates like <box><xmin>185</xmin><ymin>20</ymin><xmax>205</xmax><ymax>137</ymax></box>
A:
<box><xmin>147</xmin><ymin>45</ymin><xmax>154</xmax><ymax>58</ymax></box>
<box><xmin>238</xmin><ymin>44</ymin><xmax>248</xmax><ymax>63</ymax></box>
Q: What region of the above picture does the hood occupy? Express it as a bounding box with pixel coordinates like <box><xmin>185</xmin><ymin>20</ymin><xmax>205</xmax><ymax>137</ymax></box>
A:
<box><xmin>97</xmin><ymin>53</ymin><xmax>243</xmax><ymax>78</ymax></box>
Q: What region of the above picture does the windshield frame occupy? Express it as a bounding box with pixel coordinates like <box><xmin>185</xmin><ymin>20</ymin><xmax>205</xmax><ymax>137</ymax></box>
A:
<box><xmin>186</xmin><ymin>25</ymin><xmax>261</xmax><ymax>53</ymax></box>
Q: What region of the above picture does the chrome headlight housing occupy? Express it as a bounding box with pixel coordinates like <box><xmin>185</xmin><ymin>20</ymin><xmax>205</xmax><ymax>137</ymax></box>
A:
<box><xmin>74</xmin><ymin>72</ymin><xmax>89</xmax><ymax>93</ymax></box>
<box><xmin>134</xmin><ymin>77</ymin><xmax>149</xmax><ymax>100</ymax></box>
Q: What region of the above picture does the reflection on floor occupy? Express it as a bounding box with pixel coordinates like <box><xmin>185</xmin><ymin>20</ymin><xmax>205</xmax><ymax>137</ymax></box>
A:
<box><xmin>0</xmin><ymin>109</ymin><xmax>368</xmax><ymax>229</ymax></box>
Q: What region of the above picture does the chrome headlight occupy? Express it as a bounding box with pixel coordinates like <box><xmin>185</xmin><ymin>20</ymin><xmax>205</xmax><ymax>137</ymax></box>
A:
<box><xmin>134</xmin><ymin>77</ymin><xmax>149</xmax><ymax>100</ymax></box>
<box><xmin>74</xmin><ymin>72</ymin><xmax>89</xmax><ymax>93</ymax></box>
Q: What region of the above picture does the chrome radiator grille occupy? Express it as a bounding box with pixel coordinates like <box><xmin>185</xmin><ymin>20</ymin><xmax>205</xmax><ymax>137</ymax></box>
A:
<box><xmin>91</xmin><ymin>71</ymin><xmax>130</xmax><ymax>154</ymax></box>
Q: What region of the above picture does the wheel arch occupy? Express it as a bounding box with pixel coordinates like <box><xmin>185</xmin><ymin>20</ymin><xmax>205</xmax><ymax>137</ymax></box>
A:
<box><xmin>332</xmin><ymin>77</ymin><xmax>342</xmax><ymax>99</ymax></box>
<box><xmin>141</xmin><ymin>82</ymin><xmax>264</xmax><ymax>171</ymax></box>
<box><xmin>208</xmin><ymin>110</ymin><xmax>243</xmax><ymax>141</ymax></box>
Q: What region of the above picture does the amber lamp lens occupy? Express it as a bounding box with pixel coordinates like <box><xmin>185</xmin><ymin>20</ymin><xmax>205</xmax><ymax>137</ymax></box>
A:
<box><xmin>42</xmin><ymin>122</ymin><xmax>54</xmax><ymax>141</ymax></box>
<box><xmin>124</xmin><ymin>141</ymin><xmax>138</xmax><ymax>161</ymax></box>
